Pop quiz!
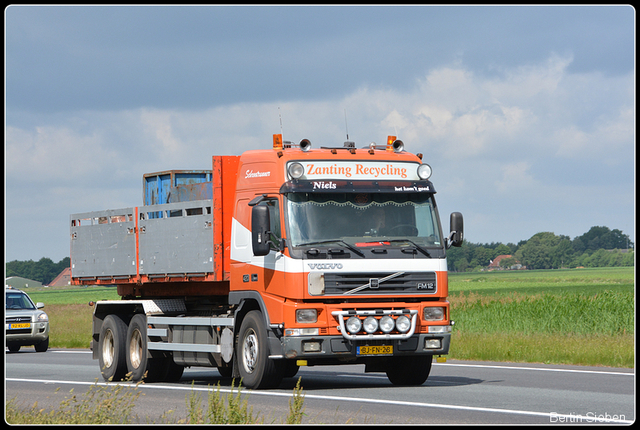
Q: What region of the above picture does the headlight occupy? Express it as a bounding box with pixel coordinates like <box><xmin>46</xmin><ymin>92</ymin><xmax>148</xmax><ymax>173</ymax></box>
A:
<box><xmin>36</xmin><ymin>313</ymin><xmax>49</xmax><ymax>323</ymax></box>
<box><xmin>417</xmin><ymin>163</ymin><xmax>432</xmax><ymax>180</ymax></box>
<box><xmin>379</xmin><ymin>316</ymin><xmax>395</xmax><ymax>333</ymax></box>
<box><xmin>363</xmin><ymin>316</ymin><xmax>379</xmax><ymax>334</ymax></box>
<box><xmin>296</xmin><ymin>309</ymin><xmax>318</xmax><ymax>323</ymax></box>
<box><xmin>288</xmin><ymin>162</ymin><xmax>304</xmax><ymax>179</ymax></box>
<box><xmin>396</xmin><ymin>315</ymin><xmax>411</xmax><ymax>333</ymax></box>
<box><xmin>346</xmin><ymin>316</ymin><xmax>362</xmax><ymax>334</ymax></box>
<box><xmin>423</xmin><ymin>307</ymin><xmax>445</xmax><ymax>321</ymax></box>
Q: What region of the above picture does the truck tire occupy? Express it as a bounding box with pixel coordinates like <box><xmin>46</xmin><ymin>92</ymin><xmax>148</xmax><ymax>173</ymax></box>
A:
<box><xmin>98</xmin><ymin>315</ymin><xmax>128</xmax><ymax>381</ymax></box>
<box><xmin>385</xmin><ymin>355</ymin><xmax>433</xmax><ymax>386</ymax></box>
<box><xmin>236</xmin><ymin>310</ymin><xmax>284</xmax><ymax>389</ymax></box>
<box><xmin>160</xmin><ymin>356</ymin><xmax>185</xmax><ymax>382</ymax></box>
<box><xmin>126</xmin><ymin>314</ymin><xmax>165</xmax><ymax>382</ymax></box>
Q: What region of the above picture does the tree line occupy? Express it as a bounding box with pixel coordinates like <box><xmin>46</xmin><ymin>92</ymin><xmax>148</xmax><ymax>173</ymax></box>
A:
<box><xmin>447</xmin><ymin>226</ymin><xmax>634</xmax><ymax>272</ymax></box>
<box><xmin>6</xmin><ymin>257</ymin><xmax>71</xmax><ymax>285</ymax></box>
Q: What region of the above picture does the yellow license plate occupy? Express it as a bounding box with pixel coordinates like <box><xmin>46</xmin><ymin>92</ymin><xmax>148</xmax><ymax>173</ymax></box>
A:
<box><xmin>357</xmin><ymin>345</ymin><xmax>393</xmax><ymax>356</ymax></box>
<box><xmin>10</xmin><ymin>323</ymin><xmax>31</xmax><ymax>329</ymax></box>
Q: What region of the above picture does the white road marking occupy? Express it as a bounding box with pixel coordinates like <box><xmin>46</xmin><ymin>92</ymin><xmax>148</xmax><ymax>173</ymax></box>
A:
<box><xmin>432</xmin><ymin>362</ymin><xmax>634</xmax><ymax>376</ymax></box>
<box><xmin>7</xmin><ymin>377</ymin><xmax>633</xmax><ymax>424</ymax></box>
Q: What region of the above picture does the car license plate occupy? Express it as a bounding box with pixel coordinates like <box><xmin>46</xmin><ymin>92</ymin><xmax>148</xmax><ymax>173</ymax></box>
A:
<box><xmin>9</xmin><ymin>323</ymin><xmax>31</xmax><ymax>329</ymax></box>
<box><xmin>357</xmin><ymin>345</ymin><xmax>393</xmax><ymax>356</ymax></box>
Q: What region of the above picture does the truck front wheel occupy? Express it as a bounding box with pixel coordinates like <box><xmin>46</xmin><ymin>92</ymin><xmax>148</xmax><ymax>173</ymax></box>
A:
<box><xmin>385</xmin><ymin>355</ymin><xmax>433</xmax><ymax>386</ymax></box>
<box><xmin>98</xmin><ymin>315</ymin><xmax>128</xmax><ymax>381</ymax></box>
<box><xmin>237</xmin><ymin>310</ymin><xmax>284</xmax><ymax>389</ymax></box>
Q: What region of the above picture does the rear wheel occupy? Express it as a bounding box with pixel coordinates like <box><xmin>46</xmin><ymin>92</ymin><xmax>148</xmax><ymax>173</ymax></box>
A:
<box><xmin>386</xmin><ymin>355</ymin><xmax>433</xmax><ymax>386</ymax></box>
<box><xmin>236</xmin><ymin>310</ymin><xmax>284</xmax><ymax>389</ymax></box>
<box><xmin>98</xmin><ymin>315</ymin><xmax>128</xmax><ymax>381</ymax></box>
<box><xmin>126</xmin><ymin>314</ymin><xmax>165</xmax><ymax>382</ymax></box>
<box><xmin>160</xmin><ymin>355</ymin><xmax>185</xmax><ymax>382</ymax></box>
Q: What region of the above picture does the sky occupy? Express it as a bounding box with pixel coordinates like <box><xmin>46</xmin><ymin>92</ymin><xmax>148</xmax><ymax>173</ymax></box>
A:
<box><xmin>4</xmin><ymin>5</ymin><xmax>636</xmax><ymax>263</ymax></box>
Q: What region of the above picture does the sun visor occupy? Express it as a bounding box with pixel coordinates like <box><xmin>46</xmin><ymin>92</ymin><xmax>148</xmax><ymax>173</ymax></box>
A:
<box><xmin>279</xmin><ymin>180</ymin><xmax>436</xmax><ymax>194</ymax></box>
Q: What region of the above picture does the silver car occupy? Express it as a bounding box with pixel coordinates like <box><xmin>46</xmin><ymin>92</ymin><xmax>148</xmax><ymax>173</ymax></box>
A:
<box><xmin>5</xmin><ymin>287</ymin><xmax>50</xmax><ymax>352</ymax></box>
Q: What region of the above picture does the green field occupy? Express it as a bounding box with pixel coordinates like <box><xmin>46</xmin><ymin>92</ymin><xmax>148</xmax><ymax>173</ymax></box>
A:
<box><xmin>448</xmin><ymin>266</ymin><xmax>634</xmax><ymax>296</ymax></box>
<box><xmin>448</xmin><ymin>267</ymin><xmax>634</xmax><ymax>367</ymax></box>
<box><xmin>20</xmin><ymin>267</ymin><xmax>635</xmax><ymax>367</ymax></box>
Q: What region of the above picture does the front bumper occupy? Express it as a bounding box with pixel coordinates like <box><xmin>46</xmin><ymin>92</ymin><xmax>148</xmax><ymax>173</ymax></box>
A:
<box><xmin>279</xmin><ymin>331</ymin><xmax>450</xmax><ymax>362</ymax></box>
<box><xmin>5</xmin><ymin>322</ymin><xmax>50</xmax><ymax>346</ymax></box>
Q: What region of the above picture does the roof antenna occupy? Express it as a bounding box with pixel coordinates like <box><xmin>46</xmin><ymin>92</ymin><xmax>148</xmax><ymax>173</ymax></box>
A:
<box><xmin>344</xmin><ymin>109</ymin><xmax>349</xmax><ymax>141</ymax></box>
<box><xmin>344</xmin><ymin>109</ymin><xmax>355</xmax><ymax>148</ymax></box>
<box><xmin>279</xmin><ymin>107</ymin><xmax>284</xmax><ymax>137</ymax></box>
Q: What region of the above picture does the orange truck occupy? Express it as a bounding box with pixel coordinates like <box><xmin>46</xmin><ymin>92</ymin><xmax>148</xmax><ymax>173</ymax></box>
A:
<box><xmin>70</xmin><ymin>135</ymin><xmax>463</xmax><ymax>389</ymax></box>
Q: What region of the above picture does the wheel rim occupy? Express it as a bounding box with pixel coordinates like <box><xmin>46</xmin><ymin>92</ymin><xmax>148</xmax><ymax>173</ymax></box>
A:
<box><xmin>242</xmin><ymin>329</ymin><xmax>258</xmax><ymax>373</ymax></box>
<box><xmin>102</xmin><ymin>329</ymin><xmax>115</xmax><ymax>368</ymax></box>
<box><xmin>129</xmin><ymin>329</ymin><xmax>143</xmax><ymax>369</ymax></box>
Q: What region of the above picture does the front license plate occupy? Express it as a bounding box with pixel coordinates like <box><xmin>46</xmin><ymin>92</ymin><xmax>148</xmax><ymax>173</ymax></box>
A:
<box><xmin>10</xmin><ymin>323</ymin><xmax>31</xmax><ymax>329</ymax></box>
<box><xmin>357</xmin><ymin>345</ymin><xmax>393</xmax><ymax>356</ymax></box>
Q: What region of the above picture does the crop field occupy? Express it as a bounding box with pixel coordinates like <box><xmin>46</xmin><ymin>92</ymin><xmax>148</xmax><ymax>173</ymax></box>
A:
<box><xmin>448</xmin><ymin>267</ymin><xmax>634</xmax><ymax>367</ymax></box>
<box><xmin>21</xmin><ymin>267</ymin><xmax>635</xmax><ymax>367</ymax></box>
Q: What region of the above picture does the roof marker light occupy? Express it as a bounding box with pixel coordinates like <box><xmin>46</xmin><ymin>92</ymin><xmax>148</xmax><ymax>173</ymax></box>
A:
<box><xmin>386</xmin><ymin>135</ymin><xmax>397</xmax><ymax>151</ymax></box>
<box><xmin>273</xmin><ymin>134</ymin><xmax>283</xmax><ymax>150</ymax></box>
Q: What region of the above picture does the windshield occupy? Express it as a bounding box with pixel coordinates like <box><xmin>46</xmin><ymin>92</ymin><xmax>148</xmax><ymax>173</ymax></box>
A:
<box><xmin>286</xmin><ymin>192</ymin><xmax>442</xmax><ymax>248</ymax></box>
<box><xmin>6</xmin><ymin>291</ymin><xmax>36</xmax><ymax>310</ymax></box>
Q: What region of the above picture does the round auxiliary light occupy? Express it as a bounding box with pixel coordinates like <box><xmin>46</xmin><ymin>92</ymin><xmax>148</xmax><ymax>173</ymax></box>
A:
<box><xmin>363</xmin><ymin>316</ymin><xmax>379</xmax><ymax>334</ymax></box>
<box><xmin>346</xmin><ymin>316</ymin><xmax>362</xmax><ymax>334</ymax></box>
<box><xmin>379</xmin><ymin>315</ymin><xmax>395</xmax><ymax>333</ymax></box>
<box><xmin>288</xmin><ymin>162</ymin><xmax>305</xmax><ymax>179</ymax></box>
<box><xmin>396</xmin><ymin>315</ymin><xmax>411</xmax><ymax>333</ymax></box>
<box><xmin>417</xmin><ymin>163</ymin><xmax>432</xmax><ymax>180</ymax></box>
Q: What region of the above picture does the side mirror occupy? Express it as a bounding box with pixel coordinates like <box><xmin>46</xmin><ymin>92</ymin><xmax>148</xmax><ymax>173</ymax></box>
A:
<box><xmin>448</xmin><ymin>212</ymin><xmax>464</xmax><ymax>248</ymax></box>
<box><xmin>251</xmin><ymin>205</ymin><xmax>271</xmax><ymax>256</ymax></box>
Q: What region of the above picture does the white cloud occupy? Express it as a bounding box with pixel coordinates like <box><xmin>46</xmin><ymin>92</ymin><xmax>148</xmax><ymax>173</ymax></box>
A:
<box><xmin>554</xmin><ymin>106</ymin><xmax>634</xmax><ymax>165</ymax></box>
<box><xmin>5</xmin><ymin>125</ymin><xmax>119</xmax><ymax>183</ymax></box>
<box><xmin>495</xmin><ymin>161</ymin><xmax>536</xmax><ymax>194</ymax></box>
<box><xmin>5</xmin><ymin>54</ymin><xmax>634</xmax><ymax>261</ymax></box>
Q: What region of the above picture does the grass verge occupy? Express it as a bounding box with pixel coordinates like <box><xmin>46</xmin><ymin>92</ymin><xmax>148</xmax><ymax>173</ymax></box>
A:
<box><xmin>449</xmin><ymin>332</ymin><xmax>634</xmax><ymax>368</ymax></box>
<box><xmin>6</xmin><ymin>378</ymin><xmax>307</xmax><ymax>424</ymax></box>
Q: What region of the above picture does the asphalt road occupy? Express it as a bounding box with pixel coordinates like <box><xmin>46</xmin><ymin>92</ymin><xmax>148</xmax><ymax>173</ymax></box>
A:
<box><xmin>5</xmin><ymin>349</ymin><xmax>635</xmax><ymax>424</ymax></box>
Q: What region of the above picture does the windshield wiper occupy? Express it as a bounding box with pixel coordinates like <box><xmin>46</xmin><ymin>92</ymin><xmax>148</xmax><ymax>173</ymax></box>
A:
<box><xmin>297</xmin><ymin>239</ymin><xmax>365</xmax><ymax>257</ymax></box>
<box><xmin>387</xmin><ymin>239</ymin><xmax>431</xmax><ymax>257</ymax></box>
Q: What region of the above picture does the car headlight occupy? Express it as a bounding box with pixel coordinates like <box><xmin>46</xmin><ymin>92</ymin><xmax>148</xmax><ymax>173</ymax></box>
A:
<box><xmin>423</xmin><ymin>307</ymin><xmax>445</xmax><ymax>321</ymax></box>
<box><xmin>36</xmin><ymin>313</ymin><xmax>49</xmax><ymax>323</ymax></box>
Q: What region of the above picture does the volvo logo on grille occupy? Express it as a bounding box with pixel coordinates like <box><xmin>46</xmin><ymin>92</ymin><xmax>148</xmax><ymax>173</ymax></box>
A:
<box><xmin>308</xmin><ymin>263</ymin><xmax>344</xmax><ymax>270</ymax></box>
